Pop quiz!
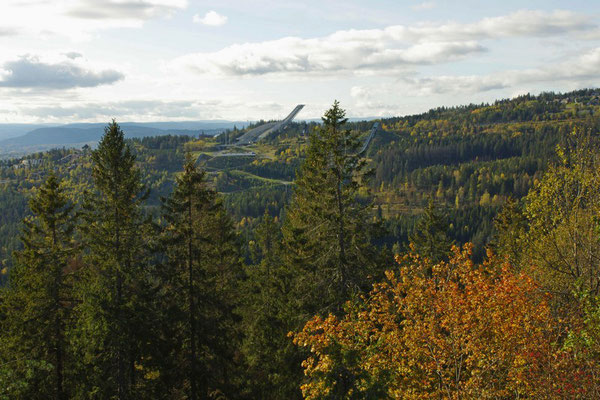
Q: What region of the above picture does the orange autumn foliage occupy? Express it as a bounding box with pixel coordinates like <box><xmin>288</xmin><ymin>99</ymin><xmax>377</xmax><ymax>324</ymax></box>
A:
<box><xmin>292</xmin><ymin>244</ymin><xmax>555</xmax><ymax>399</ymax></box>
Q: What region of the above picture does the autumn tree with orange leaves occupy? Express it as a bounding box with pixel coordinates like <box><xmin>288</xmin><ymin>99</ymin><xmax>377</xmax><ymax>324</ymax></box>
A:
<box><xmin>293</xmin><ymin>244</ymin><xmax>557</xmax><ymax>399</ymax></box>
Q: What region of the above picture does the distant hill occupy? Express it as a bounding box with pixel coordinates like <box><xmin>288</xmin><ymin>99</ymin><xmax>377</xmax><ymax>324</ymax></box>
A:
<box><xmin>0</xmin><ymin>118</ymin><xmax>384</xmax><ymax>156</ymax></box>
<box><xmin>0</xmin><ymin>121</ymin><xmax>250</xmax><ymax>156</ymax></box>
<box><xmin>0</xmin><ymin>124</ymin><xmax>60</xmax><ymax>141</ymax></box>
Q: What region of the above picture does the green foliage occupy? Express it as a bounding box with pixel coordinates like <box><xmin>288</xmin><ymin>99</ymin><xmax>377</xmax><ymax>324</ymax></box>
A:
<box><xmin>2</xmin><ymin>89</ymin><xmax>599</xmax><ymax>274</ymax></box>
<box><xmin>72</xmin><ymin>121</ymin><xmax>156</xmax><ymax>398</ymax></box>
<box><xmin>282</xmin><ymin>101</ymin><xmax>386</xmax><ymax>318</ymax></box>
<box><xmin>491</xmin><ymin>196</ymin><xmax>527</xmax><ymax>265</ymax></box>
<box><xmin>0</xmin><ymin>360</ymin><xmax>53</xmax><ymax>400</ymax></box>
<box><xmin>159</xmin><ymin>155</ymin><xmax>243</xmax><ymax>399</ymax></box>
<box><xmin>0</xmin><ymin>92</ymin><xmax>600</xmax><ymax>398</ymax></box>
<box><xmin>409</xmin><ymin>198</ymin><xmax>453</xmax><ymax>263</ymax></box>
<box><xmin>0</xmin><ymin>173</ymin><xmax>76</xmax><ymax>399</ymax></box>
<box><xmin>241</xmin><ymin>211</ymin><xmax>304</xmax><ymax>399</ymax></box>
<box><xmin>515</xmin><ymin>131</ymin><xmax>600</xmax><ymax>301</ymax></box>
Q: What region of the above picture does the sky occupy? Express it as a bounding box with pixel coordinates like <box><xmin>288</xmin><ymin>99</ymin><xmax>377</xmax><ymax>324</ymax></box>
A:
<box><xmin>0</xmin><ymin>0</ymin><xmax>599</xmax><ymax>123</ymax></box>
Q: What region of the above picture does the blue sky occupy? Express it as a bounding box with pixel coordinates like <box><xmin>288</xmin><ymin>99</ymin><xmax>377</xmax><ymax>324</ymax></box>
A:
<box><xmin>0</xmin><ymin>0</ymin><xmax>599</xmax><ymax>123</ymax></box>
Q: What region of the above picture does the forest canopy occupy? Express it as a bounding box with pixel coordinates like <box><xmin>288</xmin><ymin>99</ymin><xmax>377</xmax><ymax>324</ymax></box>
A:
<box><xmin>1</xmin><ymin>92</ymin><xmax>600</xmax><ymax>398</ymax></box>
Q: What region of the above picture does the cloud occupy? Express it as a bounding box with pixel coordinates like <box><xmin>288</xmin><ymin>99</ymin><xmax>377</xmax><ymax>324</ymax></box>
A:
<box><xmin>18</xmin><ymin>99</ymin><xmax>284</xmax><ymax>122</ymax></box>
<box><xmin>401</xmin><ymin>47</ymin><xmax>600</xmax><ymax>95</ymax></box>
<box><xmin>457</xmin><ymin>9</ymin><xmax>593</xmax><ymax>39</ymax></box>
<box><xmin>65</xmin><ymin>0</ymin><xmax>187</xmax><ymax>20</ymax></box>
<box><xmin>350</xmin><ymin>85</ymin><xmax>402</xmax><ymax>116</ymax></box>
<box><xmin>0</xmin><ymin>27</ymin><xmax>18</xmax><ymax>36</ymax></box>
<box><xmin>0</xmin><ymin>55</ymin><xmax>124</xmax><ymax>89</ymax></box>
<box><xmin>377</xmin><ymin>10</ymin><xmax>594</xmax><ymax>43</ymax></box>
<box><xmin>411</xmin><ymin>2</ymin><xmax>436</xmax><ymax>11</ymax></box>
<box><xmin>64</xmin><ymin>52</ymin><xmax>83</xmax><ymax>60</ymax></box>
<box><xmin>173</xmin><ymin>37</ymin><xmax>484</xmax><ymax>77</ymax></box>
<box><xmin>25</xmin><ymin>100</ymin><xmax>202</xmax><ymax>120</ymax></box>
<box><xmin>172</xmin><ymin>9</ymin><xmax>596</xmax><ymax>77</ymax></box>
<box><xmin>0</xmin><ymin>0</ymin><xmax>188</xmax><ymax>38</ymax></box>
<box><xmin>193</xmin><ymin>10</ymin><xmax>228</xmax><ymax>26</ymax></box>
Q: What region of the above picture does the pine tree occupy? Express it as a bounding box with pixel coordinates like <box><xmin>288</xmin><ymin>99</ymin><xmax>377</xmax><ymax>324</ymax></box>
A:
<box><xmin>160</xmin><ymin>155</ymin><xmax>242</xmax><ymax>399</ymax></box>
<box><xmin>282</xmin><ymin>101</ymin><xmax>385</xmax><ymax>318</ymax></box>
<box><xmin>73</xmin><ymin>120</ymin><xmax>154</xmax><ymax>399</ymax></box>
<box><xmin>409</xmin><ymin>198</ymin><xmax>453</xmax><ymax>263</ymax></box>
<box><xmin>0</xmin><ymin>173</ymin><xmax>76</xmax><ymax>400</ymax></box>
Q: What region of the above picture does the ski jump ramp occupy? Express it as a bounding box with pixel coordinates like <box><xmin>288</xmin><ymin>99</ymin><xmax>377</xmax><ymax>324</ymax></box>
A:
<box><xmin>358</xmin><ymin>122</ymin><xmax>380</xmax><ymax>155</ymax></box>
<box><xmin>236</xmin><ymin>105</ymin><xmax>305</xmax><ymax>145</ymax></box>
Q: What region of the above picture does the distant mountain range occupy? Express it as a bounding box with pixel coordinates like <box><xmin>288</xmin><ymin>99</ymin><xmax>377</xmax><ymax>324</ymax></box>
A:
<box><xmin>0</xmin><ymin>118</ymin><xmax>380</xmax><ymax>158</ymax></box>
<box><xmin>0</xmin><ymin>121</ymin><xmax>251</xmax><ymax>157</ymax></box>
<box><xmin>0</xmin><ymin>124</ymin><xmax>60</xmax><ymax>141</ymax></box>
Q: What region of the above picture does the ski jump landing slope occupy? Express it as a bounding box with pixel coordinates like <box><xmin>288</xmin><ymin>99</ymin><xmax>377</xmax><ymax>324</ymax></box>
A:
<box><xmin>236</xmin><ymin>104</ymin><xmax>305</xmax><ymax>145</ymax></box>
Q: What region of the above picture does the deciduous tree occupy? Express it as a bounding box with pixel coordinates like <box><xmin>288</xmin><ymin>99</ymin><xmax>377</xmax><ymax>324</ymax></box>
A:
<box><xmin>293</xmin><ymin>245</ymin><xmax>555</xmax><ymax>399</ymax></box>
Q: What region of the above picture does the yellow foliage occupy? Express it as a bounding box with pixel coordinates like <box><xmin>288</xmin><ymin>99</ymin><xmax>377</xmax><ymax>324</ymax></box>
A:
<box><xmin>292</xmin><ymin>245</ymin><xmax>555</xmax><ymax>399</ymax></box>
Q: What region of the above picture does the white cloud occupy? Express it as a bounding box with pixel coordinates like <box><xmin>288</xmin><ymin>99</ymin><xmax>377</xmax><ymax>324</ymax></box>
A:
<box><xmin>400</xmin><ymin>47</ymin><xmax>600</xmax><ymax>95</ymax></box>
<box><xmin>412</xmin><ymin>2</ymin><xmax>435</xmax><ymax>11</ymax></box>
<box><xmin>385</xmin><ymin>10</ymin><xmax>593</xmax><ymax>42</ymax></box>
<box><xmin>0</xmin><ymin>0</ymin><xmax>188</xmax><ymax>39</ymax></box>
<box><xmin>172</xmin><ymin>10</ymin><xmax>595</xmax><ymax>78</ymax></box>
<box><xmin>15</xmin><ymin>98</ymin><xmax>284</xmax><ymax>122</ymax></box>
<box><xmin>193</xmin><ymin>10</ymin><xmax>228</xmax><ymax>26</ymax></box>
<box><xmin>350</xmin><ymin>85</ymin><xmax>401</xmax><ymax>116</ymax></box>
<box><xmin>0</xmin><ymin>54</ymin><xmax>124</xmax><ymax>89</ymax></box>
<box><xmin>65</xmin><ymin>0</ymin><xmax>188</xmax><ymax>20</ymax></box>
<box><xmin>0</xmin><ymin>27</ymin><xmax>18</xmax><ymax>36</ymax></box>
<box><xmin>194</xmin><ymin>10</ymin><xmax>227</xmax><ymax>26</ymax></box>
<box><xmin>172</xmin><ymin>37</ymin><xmax>485</xmax><ymax>77</ymax></box>
<box><xmin>64</xmin><ymin>52</ymin><xmax>83</xmax><ymax>60</ymax></box>
<box><xmin>24</xmin><ymin>100</ymin><xmax>207</xmax><ymax>120</ymax></box>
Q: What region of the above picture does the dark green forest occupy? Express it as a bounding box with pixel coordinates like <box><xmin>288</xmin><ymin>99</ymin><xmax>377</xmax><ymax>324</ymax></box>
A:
<box><xmin>2</xmin><ymin>89</ymin><xmax>600</xmax><ymax>398</ymax></box>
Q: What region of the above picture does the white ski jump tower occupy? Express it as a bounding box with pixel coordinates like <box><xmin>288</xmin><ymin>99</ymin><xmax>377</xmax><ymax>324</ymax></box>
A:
<box><xmin>236</xmin><ymin>104</ymin><xmax>305</xmax><ymax>145</ymax></box>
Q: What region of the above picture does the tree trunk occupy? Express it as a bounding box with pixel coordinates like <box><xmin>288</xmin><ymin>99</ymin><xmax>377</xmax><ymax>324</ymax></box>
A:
<box><xmin>51</xmin><ymin>223</ymin><xmax>65</xmax><ymax>400</ymax></box>
<box><xmin>336</xmin><ymin>171</ymin><xmax>348</xmax><ymax>302</ymax></box>
<box><xmin>115</xmin><ymin>203</ymin><xmax>126</xmax><ymax>400</ymax></box>
<box><xmin>188</xmin><ymin>196</ymin><xmax>198</xmax><ymax>400</ymax></box>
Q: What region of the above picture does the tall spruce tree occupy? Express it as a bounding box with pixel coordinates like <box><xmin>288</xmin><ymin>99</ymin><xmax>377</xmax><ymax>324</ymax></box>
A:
<box><xmin>73</xmin><ymin>121</ymin><xmax>154</xmax><ymax>399</ymax></box>
<box><xmin>242</xmin><ymin>211</ymin><xmax>303</xmax><ymax>399</ymax></box>
<box><xmin>160</xmin><ymin>155</ymin><xmax>242</xmax><ymax>399</ymax></box>
<box><xmin>0</xmin><ymin>173</ymin><xmax>76</xmax><ymax>400</ymax></box>
<box><xmin>282</xmin><ymin>101</ymin><xmax>385</xmax><ymax>318</ymax></box>
<box><xmin>491</xmin><ymin>196</ymin><xmax>527</xmax><ymax>266</ymax></box>
<box><xmin>409</xmin><ymin>198</ymin><xmax>453</xmax><ymax>263</ymax></box>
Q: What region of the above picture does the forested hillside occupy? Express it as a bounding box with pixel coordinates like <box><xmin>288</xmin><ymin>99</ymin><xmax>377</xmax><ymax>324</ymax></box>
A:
<box><xmin>1</xmin><ymin>91</ymin><xmax>600</xmax><ymax>398</ymax></box>
<box><xmin>2</xmin><ymin>89</ymin><xmax>599</xmax><ymax>273</ymax></box>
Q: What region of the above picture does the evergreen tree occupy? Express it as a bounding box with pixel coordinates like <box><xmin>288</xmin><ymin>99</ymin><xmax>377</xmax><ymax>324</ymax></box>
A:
<box><xmin>0</xmin><ymin>173</ymin><xmax>76</xmax><ymax>400</ymax></box>
<box><xmin>409</xmin><ymin>198</ymin><xmax>453</xmax><ymax>263</ymax></box>
<box><xmin>160</xmin><ymin>155</ymin><xmax>242</xmax><ymax>399</ymax></box>
<box><xmin>73</xmin><ymin>121</ymin><xmax>154</xmax><ymax>399</ymax></box>
<box><xmin>283</xmin><ymin>100</ymin><xmax>385</xmax><ymax>317</ymax></box>
<box><xmin>242</xmin><ymin>211</ymin><xmax>302</xmax><ymax>399</ymax></box>
<box><xmin>491</xmin><ymin>196</ymin><xmax>527</xmax><ymax>266</ymax></box>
